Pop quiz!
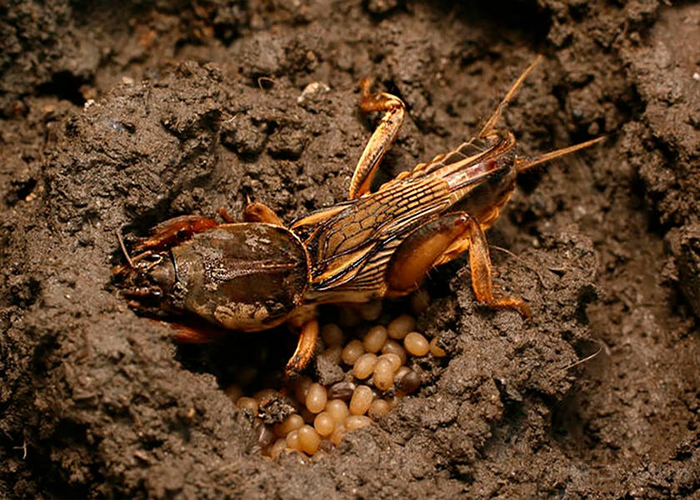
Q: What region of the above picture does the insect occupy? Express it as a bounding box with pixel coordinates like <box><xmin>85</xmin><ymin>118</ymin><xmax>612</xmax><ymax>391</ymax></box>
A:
<box><xmin>113</xmin><ymin>56</ymin><xmax>602</xmax><ymax>376</ymax></box>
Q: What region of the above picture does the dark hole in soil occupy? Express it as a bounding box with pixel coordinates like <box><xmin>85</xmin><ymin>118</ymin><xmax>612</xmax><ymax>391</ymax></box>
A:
<box><xmin>37</xmin><ymin>71</ymin><xmax>87</xmax><ymax>106</ymax></box>
<box><xmin>176</xmin><ymin>327</ymin><xmax>294</xmax><ymax>395</ymax></box>
<box><xmin>6</xmin><ymin>177</ymin><xmax>37</xmax><ymax>206</ymax></box>
<box><xmin>516</xmin><ymin>168</ymin><xmax>544</xmax><ymax>195</ymax></box>
<box><xmin>435</xmin><ymin>0</ymin><xmax>550</xmax><ymax>41</ymax></box>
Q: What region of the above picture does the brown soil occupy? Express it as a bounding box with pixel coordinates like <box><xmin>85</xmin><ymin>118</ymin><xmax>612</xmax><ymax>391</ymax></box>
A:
<box><xmin>1</xmin><ymin>0</ymin><xmax>699</xmax><ymax>498</ymax></box>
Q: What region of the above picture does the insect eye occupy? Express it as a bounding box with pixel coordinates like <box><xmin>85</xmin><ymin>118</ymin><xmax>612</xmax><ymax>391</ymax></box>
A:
<box><xmin>136</xmin><ymin>253</ymin><xmax>163</xmax><ymax>272</ymax></box>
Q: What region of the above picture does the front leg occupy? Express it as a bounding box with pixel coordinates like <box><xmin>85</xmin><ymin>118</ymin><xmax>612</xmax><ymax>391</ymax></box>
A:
<box><xmin>349</xmin><ymin>79</ymin><xmax>406</xmax><ymax>200</ymax></box>
<box><xmin>167</xmin><ymin>320</ymin><xmax>227</xmax><ymax>343</ymax></box>
<box><xmin>132</xmin><ymin>215</ymin><xmax>218</xmax><ymax>252</ymax></box>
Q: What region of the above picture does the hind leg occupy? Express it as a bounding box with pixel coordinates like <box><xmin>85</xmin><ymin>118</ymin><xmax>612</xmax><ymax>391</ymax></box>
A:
<box><xmin>386</xmin><ymin>212</ymin><xmax>530</xmax><ymax>318</ymax></box>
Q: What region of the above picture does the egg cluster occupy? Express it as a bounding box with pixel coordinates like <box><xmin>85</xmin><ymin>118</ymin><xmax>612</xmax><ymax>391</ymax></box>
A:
<box><xmin>226</xmin><ymin>289</ymin><xmax>444</xmax><ymax>459</ymax></box>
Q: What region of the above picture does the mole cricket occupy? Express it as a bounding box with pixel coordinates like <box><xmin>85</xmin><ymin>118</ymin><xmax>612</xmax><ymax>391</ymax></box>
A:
<box><xmin>113</xmin><ymin>56</ymin><xmax>602</xmax><ymax>375</ymax></box>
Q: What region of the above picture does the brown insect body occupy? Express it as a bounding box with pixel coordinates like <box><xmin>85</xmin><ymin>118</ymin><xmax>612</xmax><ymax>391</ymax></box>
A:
<box><xmin>293</xmin><ymin>130</ymin><xmax>517</xmax><ymax>303</ymax></box>
<box><xmin>116</xmin><ymin>223</ymin><xmax>313</xmax><ymax>330</ymax></box>
<box><xmin>114</xmin><ymin>140</ymin><xmax>511</xmax><ymax>333</ymax></box>
<box><xmin>114</xmin><ymin>57</ymin><xmax>601</xmax><ymax>375</ymax></box>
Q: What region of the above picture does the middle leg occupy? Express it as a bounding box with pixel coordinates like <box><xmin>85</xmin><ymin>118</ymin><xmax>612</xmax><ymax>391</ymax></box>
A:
<box><xmin>242</xmin><ymin>200</ymin><xmax>285</xmax><ymax>226</ymax></box>
<box><xmin>285</xmin><ymin>320</ymin><xmax>319</xmax><ymax>377</ymax></box>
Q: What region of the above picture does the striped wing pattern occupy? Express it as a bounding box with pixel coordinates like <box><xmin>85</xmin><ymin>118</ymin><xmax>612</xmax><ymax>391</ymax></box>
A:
<box><xmin>293</xmin><ymin>134</ymin><xmax>509</xmax><ymax>302</ymax></box>
<box><xmin>407</xmin><ymin>138</ymin><xmax>489</xmax><ymax>179</ymax></box>
<box><xmin>301</xmin><ymin>177</ymin><xmax>450</xmax><ymax>296</ymax></box>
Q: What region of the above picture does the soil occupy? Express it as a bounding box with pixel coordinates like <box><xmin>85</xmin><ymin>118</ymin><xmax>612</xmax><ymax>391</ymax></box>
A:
<box><xmin>1</xmin><ymin>0</ymin><xmax>699</xmax><ymax>498</ymax></box>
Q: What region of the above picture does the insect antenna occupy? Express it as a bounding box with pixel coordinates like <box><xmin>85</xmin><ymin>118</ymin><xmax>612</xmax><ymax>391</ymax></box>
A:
<box><xmin>515</xmin><ymin>136</ymin><xmax>605</xmax><ymax>174</ymax></box>
<box><xmin>116</xmin><ymin>230</ymin><xmax>135</xmax><ymax>269</ymax></box>
<box><xmin>478</xmin><ymin>55</ymin><xmax>543</xmax><ymax>139</ymax></box>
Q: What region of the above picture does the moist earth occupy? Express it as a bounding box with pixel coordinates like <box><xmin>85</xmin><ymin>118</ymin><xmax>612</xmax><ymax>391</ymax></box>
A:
<box><xmin>1</xmin><ymin>0</ymin><xmax>699</xmax><ymax>498</ymax></box>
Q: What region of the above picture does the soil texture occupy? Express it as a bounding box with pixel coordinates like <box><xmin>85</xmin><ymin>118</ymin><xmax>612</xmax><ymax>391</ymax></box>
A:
<box><xmin>1</xmin><ymin>0</ymin><xmax>699</xmax><ymax>498</ymax></box>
